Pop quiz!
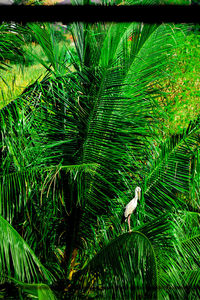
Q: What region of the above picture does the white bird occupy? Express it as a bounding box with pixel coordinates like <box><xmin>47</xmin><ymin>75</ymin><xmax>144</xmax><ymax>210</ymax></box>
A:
<box><xmin>122</xmin><ymin>186</ymin><xmax>141</xmax><ymax>232</ymax></box>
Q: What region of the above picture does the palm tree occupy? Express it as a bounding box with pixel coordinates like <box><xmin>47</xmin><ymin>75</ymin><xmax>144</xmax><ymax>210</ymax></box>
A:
<box><xmin>0</xmin><ymin>18</ymin><xmax>199</xmax><ymax>299</ymax></box>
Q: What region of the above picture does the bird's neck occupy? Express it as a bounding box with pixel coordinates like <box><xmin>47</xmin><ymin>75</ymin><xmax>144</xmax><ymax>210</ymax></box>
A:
<box><xmin>135</xmin><ymin>192</ymin><xmax>139</xmax><ymax>201</ymax></box>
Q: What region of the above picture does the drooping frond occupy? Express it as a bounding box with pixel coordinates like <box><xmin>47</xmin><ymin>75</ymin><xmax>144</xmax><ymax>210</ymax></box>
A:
<box><xmin>160</xmin><ymin>211</ymin><xmax>200</xmax><ymax>298</ymax></box>
<box><xmin>143</xmin><ymin>117</ymin><xmax>200</xmax><ymax>217</ymax></box>
<box><xmin>11</xmin><ymin>279</ymin><xmax>57</xmax><ymax>300</ymax></box>
<box><xmin>76</xmin><ymin>232</ymin><xmax>158</xmax><ymax>299</ymax></box>
<box><xmin>0</xmin><ymin>216</ymin><xmax>54</xmax><ymax>284</ymax></box>
<box><xmin>74</xmin><ymin>213</ymin><xmax>183</xmax><ymax>299</ymax></box>
<box><xmin>0</xmin><ymin>23</ymin><xmax>25</xmax><ymax>70</ymax></box>
<box><xmin>26</xmin><ymin>23</ymin><xmax>69</xmax><ymax>76</ymax></box>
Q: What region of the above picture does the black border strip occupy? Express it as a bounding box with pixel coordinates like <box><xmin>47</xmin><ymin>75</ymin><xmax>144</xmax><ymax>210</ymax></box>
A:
<box><xmin>0</xmin><ymin>5</ymin><xmax>199</xmax><ymax>23</ymax></box>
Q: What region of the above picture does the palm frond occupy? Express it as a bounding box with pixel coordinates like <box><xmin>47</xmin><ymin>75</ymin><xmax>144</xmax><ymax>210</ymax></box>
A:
<box><xmin>76</xmin><ymin>232</ymin><xmax>158</xmax><ymax>299</ymax></box>
<box><xmin>74</xmin><ymin>213</ymin><xmax>184</xmax><ymax>299</ymax></box>
<box><xmin>11</xmin><ymin>278</ymin><xmax>57</xmax><ymax>300</ymax></box>
<box><xmin>0</xmin><ymin>23</ymin><xmax>25</xmax><ymax>69</ymax></box>
<box><xmin>27</xmin><ymin>23</ymin><xmax>68</xmax><ymax>75</ymax></box>
<box><xmin>143</xmin><ymin>117</ymin><xmax>200</xmax><ymax>216</ymax></box>
<box><xmin>0</xmin><ymin>216</ymin><xmax>54</xmax><ymax>284</ymax></box>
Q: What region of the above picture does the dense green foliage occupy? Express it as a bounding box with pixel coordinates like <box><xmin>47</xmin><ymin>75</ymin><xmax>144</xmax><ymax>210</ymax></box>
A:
<box><xmin>0</xmin><ymin>19</ymin><xmax>200</xmax><ymax>299</ymax></box>
<box><xmin>0</xmin><ymin>24</ymin><xmax>71</xmax><ymax>107</ymax></box>
<box><xmin>163</xmin><ymin>29</ymin><xmax>200</xmax><ymax>134</ymax></box>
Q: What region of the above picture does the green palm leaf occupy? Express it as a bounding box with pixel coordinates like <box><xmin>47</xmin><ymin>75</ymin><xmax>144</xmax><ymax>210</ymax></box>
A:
<box><xmin>77</xmin><ymin>232</ymin><xmax>158</xmax><ymax>299</ymax></box>
<box><xmin>27</xmin><ymin>23</ymin><xmax>69</xmax><ymax>76</ymax></box>
<box><xmin>74</xmin><ymin>213</ymin><xmax>183</xmax><ymax>299</ymax></box>
<box><xmin>143</xmin><ymin>118</ymin><xmax>200</xmax><ymax>216</ymax></box>
<box><xmin>0</xmin><ymin>23</ymin><xmax>25</xmax><ymax>69</ymax></box>
<box><xmin>0</xmin><ymin>216</ymin><xmax>54</xmax><ymax>284</ymax></box>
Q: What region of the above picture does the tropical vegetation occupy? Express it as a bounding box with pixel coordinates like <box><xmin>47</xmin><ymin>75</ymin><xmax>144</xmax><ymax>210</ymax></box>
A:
<box><xmin>0</xmin><ymin>16</ymin><xmax>200</xmax><ymax>300</ymax></box>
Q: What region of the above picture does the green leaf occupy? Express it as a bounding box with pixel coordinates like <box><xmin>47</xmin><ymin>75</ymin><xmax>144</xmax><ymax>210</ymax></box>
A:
<box><xmin>143</xmin><ymin>117</ymin><xmax>200</xmax><ymax>216</ymax></box>
<box><xmin>18</xmin><ymin>282</ymin><xmax>57</xmax><ymax>300</ymax></box>
<box><xmin>0</xmin><ymin>216</ymin><xmax>54</xmax><ymax>284</ymax></box>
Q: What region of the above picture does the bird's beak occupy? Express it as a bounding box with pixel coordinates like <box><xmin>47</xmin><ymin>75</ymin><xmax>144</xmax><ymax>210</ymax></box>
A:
<box><xmin>138</xmin><ymin>190</ymin><xmax>141</xmax><ymax>200</ymax></box>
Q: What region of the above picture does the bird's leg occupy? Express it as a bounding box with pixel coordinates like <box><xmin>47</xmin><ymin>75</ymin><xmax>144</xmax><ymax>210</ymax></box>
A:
<box><xmin>128</xmin><ymin>215</ymin><xmax>131</xmax><ymax>232</ymax></box>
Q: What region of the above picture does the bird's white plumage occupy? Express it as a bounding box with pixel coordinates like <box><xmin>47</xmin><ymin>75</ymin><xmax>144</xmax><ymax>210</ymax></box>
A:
<box><xmin>124</xmin><ymin>198</ymin><xmax>137</xmax><ymax>218</ymax></box>
<box><xmin>124</xmin><ymin>186</ymin><xmax>141</xmax><ymax>218</ymax></box>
